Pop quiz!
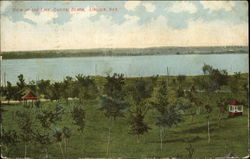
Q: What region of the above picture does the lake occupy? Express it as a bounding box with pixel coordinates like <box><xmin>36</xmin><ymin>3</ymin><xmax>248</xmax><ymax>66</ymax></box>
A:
<box><xmin>2</xmin><ymin>54</ymin><xmax>248</xmax><ymax>83</ymax></box>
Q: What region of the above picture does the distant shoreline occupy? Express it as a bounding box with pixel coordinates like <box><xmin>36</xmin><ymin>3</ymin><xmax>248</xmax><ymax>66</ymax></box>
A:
<box><xmin>0</xmin><ymin>46</ymin><xmax>248</xmax><ymax>59</ymax></box>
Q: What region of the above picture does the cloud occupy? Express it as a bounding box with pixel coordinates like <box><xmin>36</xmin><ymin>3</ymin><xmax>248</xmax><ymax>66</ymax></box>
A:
<box><xmin>69</xmin><ymin>6</ymin><xmax>97</xmax><ymax>22</ymax></box>
<box><xmin>1</xmin><ymin>10</ymin><xmax>248</xmax><ymax>51</ymax></box>
<box><xmin>167</xmin><ymin>1</ymin><xmax>197</xmax><ymax>14</ymax></box>
<box><xmin>24</xmin><ymin>10</ymin><xmax>58</xmax><ymax>24</ymax></box>
<box><xmin>124</xmin><ymin>14</ymin><xmax>140</xmax><ymax>22</ymax></box>
<box><xmin>142</xmin><ymin>2</ymin><xmax>156</xmax><ymax>12</ymax></box>
<box><xmin>124</xmin><ymin>1</ymin><xmax>141</xmax><ymax>11</ymax></box>
<box><xmin>200</xmin><ymin>1</ymin><xmax>235</xmax><ymax>12</ymax></box>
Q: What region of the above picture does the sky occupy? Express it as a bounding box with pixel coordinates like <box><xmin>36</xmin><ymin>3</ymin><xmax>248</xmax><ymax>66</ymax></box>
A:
<box><xmin>0</xmin><ymin>1</ymin><xmax>248</xmax><ymax>51</ymax></box>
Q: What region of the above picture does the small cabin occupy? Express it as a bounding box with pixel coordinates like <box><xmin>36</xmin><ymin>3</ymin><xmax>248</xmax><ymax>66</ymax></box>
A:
<box><xmin>22</xmin><ymin>91</ymin><xmax>38</xmax><ymax>107</ymax></box>
<box><xmin>228</xmin><ymin>100</ymin><xmax>243</xmax><ymax>117</ymax></box>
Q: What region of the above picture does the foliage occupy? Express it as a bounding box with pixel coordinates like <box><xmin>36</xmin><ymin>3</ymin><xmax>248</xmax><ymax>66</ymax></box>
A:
<box><xmin>37</xmin><ymin>79</ymin><xmax>51</xmax><ymax>99</ymax></box>
<box><xmin>127</xmin><ymin>78</ymin><xmax>154</xmax><ymax>143</ymax></box>
<box><xmin>229</xmin><ymin>72</ymin><xmax>241</xmax><ymax>95</ymax></box>
<box><xmin>128</xmin><ymin>108</ymin><xmax>151</xmax><ymax>141</ymax></box>
<box><xmin>100</xmin><ymin>73</ymin><xmax>128</xmax><ymax>119</ymax></box>
<box><xmin>201</xmin><ymin>64</ymin><xmax>229</xmax><ymax>91</ymax></box>
<box><xmin>16</xmin><ymin>110</ymin><xmax>35</xmax><ymax>142</ymax></box>
<box><xmin>16</xmin><ymin>74</ymin><xmax>26</xmax><ymax>100</ymax></box>
<box><xmin>36</xmin><ymin>103</ymin><xmax>63</xmax><ymax>128</ymax></box>
<box><xmin>177</xmin><ymin>75</ymin><xmax>186</xmax><ymax>86</ymax></box>
<box><xmin>75</xmin><ymin>75</ymin><xmax>98</xmax><ymax>101</ymax></box>
<box><xmin>49</xmin><ymin>82</ymin><xmax>62</xmax><ymax>101</ymax></box>
<box><xmin>100</xmin><ymin>96</ymin><xmax>128</xmax><ymax>120</ymax></box>
<box><xmin>103</xmin><ymin>73</ymin><xmax>125</xmax><ymax>98</ymax></box>
<box><xmin>155</xmin><ymin>104</ymin><xmax>184</xmax><ymax>128</ymax></box>
<box><xmin>0</xmin><ymin>66</ymin><xmax>248</xmax><ymax>158</ymax></box>
<box><xmin>5</xmin><ymin>81</ymin><xmax>14</xmax><ymax>102</ymax></box>
<box><xmin>0</xmin><ymin>129</ymin><xmax>19</xmax><ymax>155</ymax></box>
<box><xmin>71</xmin><ymin>105</ymin><xmax>85</xmax><ymax>133</ymax></box>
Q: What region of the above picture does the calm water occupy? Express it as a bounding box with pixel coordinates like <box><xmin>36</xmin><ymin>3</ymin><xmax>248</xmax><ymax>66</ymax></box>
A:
<box><xmin>2</xmin><ymin>54</ymin><xmax>248</xmax><ymax>83</ymax></box>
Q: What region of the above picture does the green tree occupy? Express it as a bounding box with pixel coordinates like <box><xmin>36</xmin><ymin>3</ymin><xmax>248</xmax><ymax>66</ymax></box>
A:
<box><xmin>61</xmin><ymin>76</ymin><xmax>74</xmax><ymax>102</ymax></box>
<box><xmin>229</xmin><ymin>72</ymin><xmax>241</xmax><ymax>97</ymax></box>
<box><xmin>75</xmin><ymin>75</ymin><xmax>98</xmax><ymax>102</ymax></box>
<box><xmin>5</xmin><ymin>81</ymin><xmax>14</xmax><ymax>103</ymax></box>
<box><xmin>217</xmin><ymin>97</ymin><xmax>228</xmax><ymax>127</ymax></box>
<box><xmin>156</xmin><ymin>105</ymin><xmax>184</xmax><ymax>151</ymax></box>
<box><xmin>0</xmin><ymin>129</ymin><xmax>19</xmax><ymax>156</ymax></box>
<box><xmin>49</xmin><ymin>82</ymin><xmax>62</xmax><ymax>101</ymax></box>
<box><xmin>186</xmin><ymin>85</ymin><xmax>198</xmax><ymax>121</ymax></box>
<box><xmin>16</xmin><ymin>74</ymin><xmax>26</xmax><ymax>100</ymax></box>
<box><xmin>34</xmin><ymin>103</ymin><xmax>64</xmax><ymax>158</ymax></box>
<box><xmin>154</xmin><ymin>81</ymin><xmax>189</xmax><ymax>151</ymax></box>
<box><xmin>37</xmin><ymin>80</ymin><xmax>51</xmax><ymax>99</ymax></box>
<box><xmin>16</xmin><ymin>109</ymin><xmax>34</xmax><ymax>158</ymax></box>
<box><xmin>62</xmin><ymin>127</ymin><xmax>71</xmax><ymax>159</ymax></box>
<box><xmin>127</xmin><ymin>78</ymin><xmax>154</xmax><ymax>143</ymax></box>
<box><xmin>205</xmin><ymin>105</ymin><xmax>213</xmax><ymax>143</ymax></box>
<box><xmin>27</xmin><ymin>80</ymin><xmax>37</xmax><ymax>94</ymax></box>
<box><xmin>177</xmin><ymin>75</ymin><xmax>186</xmax><ymax>87</ymax></box>
<box><xmin>201</xmin><ymin>64</ymin><xmax>228</xmax><ymax>91</ymax></box>
<box><xmin>53</xmin><ymin>129</ymin><xmax>64</xmax><ymax>159</ymax></box>
<box><xmin>71</xmin><ymin>104</ymin><xmax>85</xmax><ymax>156</ymax></box>
<box><xmin>100</xmin><ymin>73</ymin><xmax>128</xmax><ymax>156</ymax></box>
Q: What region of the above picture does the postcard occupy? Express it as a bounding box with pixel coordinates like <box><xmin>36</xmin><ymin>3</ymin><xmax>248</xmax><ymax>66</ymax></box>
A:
<box><xmin>0</xmin><ymin>1</ymin><xmax>249</xmax><ymax>159</ymax></box>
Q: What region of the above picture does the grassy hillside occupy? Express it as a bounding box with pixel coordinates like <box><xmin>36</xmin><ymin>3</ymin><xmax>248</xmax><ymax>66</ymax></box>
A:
<box><xmin>1</xmin><ymin>73</ymin><xmax>248</xmax><ymax>159</ymax></box>
<box><xmin>2</xmin><ymin>100</ymin><xmax>248</xmax><ymax>158</ymax></box>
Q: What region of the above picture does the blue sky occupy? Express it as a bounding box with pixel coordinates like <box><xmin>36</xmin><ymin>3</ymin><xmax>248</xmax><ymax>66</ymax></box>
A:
<box><xmin>0</xmin><ymin>1</ymin><xmax>248</xmax><ymax>51</ymax></box>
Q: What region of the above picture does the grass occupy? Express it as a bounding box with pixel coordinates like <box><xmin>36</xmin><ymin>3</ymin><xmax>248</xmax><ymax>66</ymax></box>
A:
<box><xmin>2</xmin><ymin>98</ymin><xmax>248</xmax><ymax>159</ymax></box>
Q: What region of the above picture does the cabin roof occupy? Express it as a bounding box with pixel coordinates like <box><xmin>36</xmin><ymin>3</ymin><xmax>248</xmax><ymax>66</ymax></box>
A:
<box><xmin>229</xmin><ymin>100</ymin><xmax>241</xmax><ymax>106</ymax></box>
<box><xmin>22</xmin><ymin>91</ymin><xmax>38</xmax><ymax>100</ymax></box>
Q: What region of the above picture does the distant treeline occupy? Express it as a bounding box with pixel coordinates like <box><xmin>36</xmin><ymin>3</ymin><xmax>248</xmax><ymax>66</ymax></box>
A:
<box><xmin>1</xmin><ymin>46</ymin><xmax>248</xmax><ymax>59</ymax></box>
<box><xmin>1</xmin><ymin>64</ymin><xmax>248</xmax><ymax>104</ymax></box>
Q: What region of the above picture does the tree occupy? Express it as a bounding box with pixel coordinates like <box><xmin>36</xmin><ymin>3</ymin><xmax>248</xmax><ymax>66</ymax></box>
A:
<box><xmin>17</xmin><ymin>74</ymin><xmax>26</xmax><ymax>90</ymax></box>
<box><xmin>127</xmin><ymin>78</ymin><xmax>154</xmax><ymax>143</ymax></box>
<box><xmin>229</xmin><ymin>72</ymin><xmax>241</xmax><ymax>96</ymax></box>
<box><xmin>154</xmin><ymin>81</ymin><xmax>189</xmax><ymax>151</ymax></box>
<box><xmin>75</xmin><ymin>75</ymin><xmax>98</xmax><ymax>102</ymax></box>
<box><xmin>53</xmin><ymin>128</ymin><xmax>66</xmax><ymax>159</ymax></box>
<box><xmin>5</xmin><ymin>81</ymin><xmax>14</xmax><ymax>103</ymax></box>
<box><xmin>62</xmin><ymin>126</ymin><xmax>71</xmax><ymax>159</ymax></box>
<box><xmin>201</xmin><ymin>64</ymin><xmax>228</xmax><ymax>91</ymax></box>
<box><xmin>186</xmin><ymin>85</ymin><xmax>199</xmax><ymax>121</ymax></box>
<box><xmin>202</xmin><ymin>64</ymin><xmax>213</xmax><ymax>75</ymax></box>
<box><xmin>177</xmin><ymin>75</ymin><xmax>186</xmax><ymax>87</ymax></box>
<box><xmin>34</xmin><ymin>103</ymin><xmax>64</xmax><ymax>158</ymax></box>
<box><xmin>71</xmin><ymin>105</ymin><xmax>85</xmax><ymax>133</ymax></box>
<box><xmin>71</xmin><ymin>104</ymin><xmax>85</xmax><ymax>156</ymax></box>
<box><xmin>128</xmin><ymin>106</ymin><xmax>150</xmax><ymax>144</ymax></box>
<box><xmin>0</xmin><ymin>129</ymin><xmax>19</xmax><ymax>156</ymax></box>
<box><xmin>205</xmin><ymin>105</ymin><xmax>212</xmax><ymax>143</ymax></box>
<box><xmin>99</xmin><ymin>73</ymin><xmax>128</xmax><ymax>156</ymax></box>
<box><xmin>156</xmin><ymin>105</ymin><xmax>184</xmax><ymax>151</ymax></box>
<box><xmin>16</xmin><ymin>74</ymin><xmax>26</xmax><ymax>100</ymax></box>
<box><xmin>37</xmin><ymin>80</ymin><xmax>51</xmax><ymax>99</ymax></box>
<box><xmin>61</xmin><ymin>76</ymin><xmax>74</xmax><ymax>102</ymax></box>
<box><xmin>27</xmin><ymin>80</ymin><xmax>37</xmax><ymax>94</ymax></box>
<box><xmin>217</xmin><ymin>97</ymin><xmax>228</xmax><ymax>127</ymax></box>
<box><xmin>49</xmin><ymin>82</ymin><xmax>62</xmax><ymax>101</ymax></box>
<box><xmin>16</xmin><ymin>109</ymin><xmax>34</xmax><ymax>158</ymax></box>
